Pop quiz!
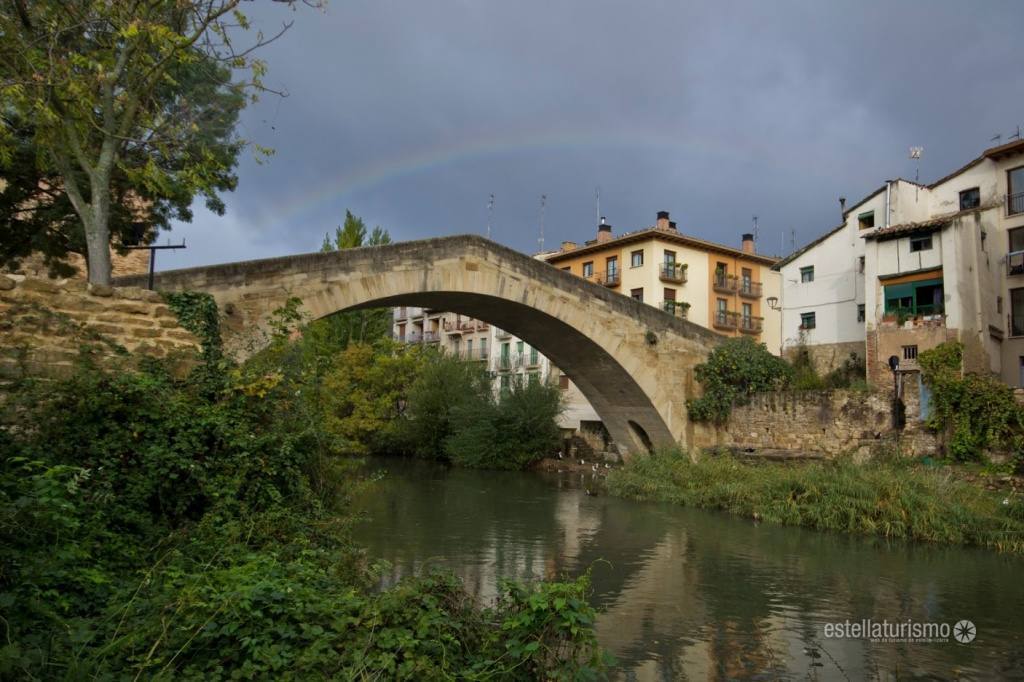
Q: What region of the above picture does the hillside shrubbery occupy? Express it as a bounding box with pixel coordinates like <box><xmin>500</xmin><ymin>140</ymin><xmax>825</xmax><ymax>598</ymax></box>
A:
<box><xmin>0</xmin><ymin>295</ymin><xmax>604</xmax><ymax>679</ymax></box>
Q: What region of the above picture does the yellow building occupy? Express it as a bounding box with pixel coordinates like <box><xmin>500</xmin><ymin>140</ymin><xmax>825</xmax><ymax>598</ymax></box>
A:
<box><xmin>544</xmin><ymin>211</ymin><xmax>782</xmax><ymax>353</ymax></box>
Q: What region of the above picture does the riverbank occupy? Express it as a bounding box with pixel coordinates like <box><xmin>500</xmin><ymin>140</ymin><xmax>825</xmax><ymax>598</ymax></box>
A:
<box><xmin>605</xmin><ymin>450</ymin><xmax>1024</xmax><ymax>553</ymax></box>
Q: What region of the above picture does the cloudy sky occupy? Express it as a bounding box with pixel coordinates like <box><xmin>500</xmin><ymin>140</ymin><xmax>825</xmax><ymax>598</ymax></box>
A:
<box><xmin>162</xmin><ymin>0</ymin><xmax>1022</xmax><ymax>270</ymax></box>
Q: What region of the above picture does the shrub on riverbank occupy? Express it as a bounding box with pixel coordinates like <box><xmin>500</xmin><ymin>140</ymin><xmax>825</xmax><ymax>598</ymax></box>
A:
<box><xmin>606</xmin><ymin>450</ymin><xmax>1024</xmax><ymax>553</ymax></box>
<box><xmin>400</xmin><ymin>356</ymin><xmax>564</xmax><ymax>469</ymax></box>
<box><xmin>0</xmin><ymin>303</ymin><xmax>605</xmax><ymax>677</ymax></box>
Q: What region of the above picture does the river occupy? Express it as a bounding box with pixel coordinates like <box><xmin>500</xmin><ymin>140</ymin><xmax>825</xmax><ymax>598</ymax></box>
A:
<box><xmin>352</xmin><ymin>458</ymin><xmax>1024</xmax><ymax>680</ymax></box>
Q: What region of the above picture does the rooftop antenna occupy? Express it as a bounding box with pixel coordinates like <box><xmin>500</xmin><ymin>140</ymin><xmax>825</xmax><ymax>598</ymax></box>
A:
<box><xmin>752</xmin><ymin>215</ymin><xmax>759</xmax><ymax>245</ymax></box>
<box><xmin>991</xmin><ymin>133</ymin><xmax>1003</xmax><ymax>144</ymax></box>
<box><xmin>486</xmin><ymin>194</ymin><xmax>494</xmax><ymax>240</ymax></box>
<box><xmin>910</xmin><ymin>146</ymin><xmax>923</xmax><ymax>201</ymax></box>
<box><xmin>538</xmin><ymin>194</ymin><xmax>547</xmax><ymax>253</ymax></box>
<box><xmin>1010</xmin><ymin>126</ymin><xmax>1022</xmax><ymax>142</ymax></box>
<box><xmin>790</xmin><ymin>228</ymin><xmax>795</xmax><ymax>252</ymax></box>
<box><xmin>595</xmin><ymin>186</ymin><xmax>601</xmax><ymax>227</ymax></box>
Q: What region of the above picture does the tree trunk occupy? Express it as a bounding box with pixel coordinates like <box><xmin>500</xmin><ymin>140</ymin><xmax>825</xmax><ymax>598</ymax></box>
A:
<box><xmin>84</xmin><ymin>173</ymin><xmax>113</xmax><ymax>285</ymax></box>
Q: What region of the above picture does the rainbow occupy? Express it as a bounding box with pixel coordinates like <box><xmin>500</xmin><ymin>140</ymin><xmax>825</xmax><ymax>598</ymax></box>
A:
<box><xmin>249</xmin><ymin>123</ymin><xmax>788</xmax><ymax>234</ymax></box>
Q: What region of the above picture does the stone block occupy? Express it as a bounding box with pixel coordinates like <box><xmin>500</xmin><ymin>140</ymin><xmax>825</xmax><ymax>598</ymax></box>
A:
<box><xmin>20</xmin><ymin>278</ymin><xmax>61</xmax><ymax>294</ymax></box>
<box><xmin>110</xmin><ymin>302</ymin><xmax>150</xmax><ymax>315</ymax></box>
<box><xmin>131</xmin><ymin>327</ymin><xmax>161</xmax><ymax>339</ymax></box>
<box><xmin>88</xmin><ymin>283</ymin><xmax>115</xmax><ymax>297</ymax></box>
<box><xmin>0</xmin><ymin>276</ymin><xmax>14</xmax><ymax>291</ymax></box>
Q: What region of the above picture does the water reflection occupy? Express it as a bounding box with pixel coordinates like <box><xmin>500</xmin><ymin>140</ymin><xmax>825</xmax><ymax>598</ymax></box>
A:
<box><xmin>352</xmin><ymin>459</ymin><xmax>1024</xmax><ymax>680</ymax></box>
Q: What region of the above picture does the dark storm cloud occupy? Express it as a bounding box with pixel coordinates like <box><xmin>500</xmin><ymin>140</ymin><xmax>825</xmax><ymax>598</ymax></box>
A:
<box><xmin>162</xmin><ymin>0</ymin><xmax>1024</xmax><ymax>270</ymax></box>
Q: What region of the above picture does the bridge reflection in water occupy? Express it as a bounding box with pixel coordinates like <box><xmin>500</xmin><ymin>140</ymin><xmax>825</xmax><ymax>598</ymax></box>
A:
<box><xmin>353</xmin><ymin>458</ymin><xmax>1024</xmax><ymax>680</ymax></box>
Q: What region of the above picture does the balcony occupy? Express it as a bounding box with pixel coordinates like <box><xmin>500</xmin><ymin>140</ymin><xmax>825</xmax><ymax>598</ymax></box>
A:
<box><xmin>423</xmin><ymin>331</ymin><xmax>440</xmax><ymax>343</ymax></box>
<box><xmin>495</xmin><ymin>328</ymin><xmax>512</xmax><ymax>339</ymax></box>
<box><xmin>1008</xmin><ymin>250</ymin><xmax>1024</xmax><ymax>276</ymax></box>
<box><xmin>1008</xmin><ymin>192</ymin><xmax>1024</xmax><ymax>217</ymax></box>
<box><xmin>660</xmin><ymin>300</ymin><xmax>689</xmax><ymax>320</ymax></box>
<box><xmin>595</xmin><ymin>270</ymin><xmax>620</xmax><ymax>287</ymax></box>
<box><xmin>713</xmin><ymin>310</ymin><xmax>739</xmax><ymax>330</ymax></box>
<box><xmin>394</xmin><ymin>332</ymin><xmax>421</xmax><ymax>343</ymax></box>
<box><xmin>525</xmin><ymin>353</ymin><xmax>541</xmax><ymax>368</ymax></box>
<box><xmin>442</xmin><ymin>319</ymin><xmax>462</xmax><ymax>334</ymax></box>
<box><xmin>659</xmin><ymin>263</ymin><xmax>687</xmax><ymax>283</ymax></box>
<box><xmin>738</xmin><ymin>280</ymin><xmax>762</xmax><ymax>298</ymax></box>
<box><xmin>739</xmin><ymin>315</ymin><xmax>764</xmax><ymax>334</ymax></box>
<box><xmin>713</xmin><ymin>273</ymin><xmax>738</xmax><ymax>294</ymax></box>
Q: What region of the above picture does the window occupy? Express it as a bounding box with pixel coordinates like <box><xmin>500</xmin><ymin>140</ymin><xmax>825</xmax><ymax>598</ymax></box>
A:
<box><xmin>561</xmin><ymin>266</ymin><xmax>571</xmax><ymax>272</ymax></box>
<box><xmin>800</xmin><ymin>266</ymin><xmax>814</xmax><ymax>283</ymax></box>
<box><xmin>500</xmin><ymin>374</ymin><xmax>510</xmax><ymax>391</ymax></box>
<box><xmin>902</xmin><ymin>345</ymin><xmax>918</xmax><ymax>361</ymax></box>
<box><xmin>516</xmin><ymin>340</ymin><xmax>524</xmax><ymax>355</ymax></box>
<box><xmin>664</xmin><ymin>250</ymin><xmax>677</xmax><ymax>265</ymax></box>
<box><xmin>998</xmin><ymin>296</ymin><xmax>1003</xmax><ymax>314</ymax></box>
<box><xmin>741</xmin><ymin>267</ymin><xmax>752</xmax><ymax>290</ymax></box>
<box><xmin>857</xmin><ymin>304</ymin><xmax>865</xmax><ymax>322</ymax></box>
<box><xmin>959</xmin><ymin>187</ymin><xmax>981</xmax><ymax>210</ymax></box>
<box><xmin>884</xmin><ymin>278</ymin><xmax>944</xmax><ymax>315</ymax></box>
<box><xmin>663</xmin><ymin>287</ymin><xmax>676</xmax><ymax>301</ymax></box>
<box><xmin>800</xmin><ymin>312</ymin><xmax>816</xmax><ymax>330</ymax></box>
<box><xmin>582</xmin><ymin>261</ymin><xmax>594</xmax><ymax>277</ymax></box>
<box><xmin>858</xmin><ymin>256</ymin><xmax>865</xmax><ymax>273</ymax></box>
<box><xmin>1011</xmin><ymin>227</ymin><xmax>1024</xmax><ymax>253</ymax></box>
<box><xmin>631</xmin><ymin>250</ymin><xmax>644</xmax><ymax>268</ymax></box>
<box><xmin>630</xmin><ymin>288</ymin><xmax>643</xmax><ymax>302</ymax></box>
<box><xmin>1009</xmin><ymin>166</ymin><xmax>1024</xmax><ymax>216</ymax></box>
<box><xmin>858</xmin><ymin>211</ymin><xmax>875</xmax><ymax>229</ymax></box>
<box><xmin>717</xmin><ymin>298</ymin><xmax>727</xmax><ymax>313</ymax></box>
<box><xmin>466</xmin><ymin>339</ymin><xmax>473</xmax><ymax>356</ymax></box>
<box><xmin>529</xmin><ymin>347</ymin><xmax>539</xmax><ymax>364</ymax></box>
<box><xmin>742</xmin><ymin>302</ymin><xmax>752</xmax><ymax>320</ymax></box>
<box><xmin>528</xmin><ymin>372</ymin><xmax>540</xmax><ymax>386</ymax></box>
<box><xmin>559</xmin><ymin>374</ymin><xmax>569</xmax><ymax>390</ymax></box>
<box><xmin>479</xmin><ymin>338</ymin><xmax>487</xmax><ymax>359</ymax></box>
<box><xmin>909</xmin><ymin>234</ymin><xmax>933</xmax><ymax>252</ymax></box>
<box><xmin>1012</xmin><ymin>288</ymin><xmax>1024</xmax><ymax>336</ymax></box>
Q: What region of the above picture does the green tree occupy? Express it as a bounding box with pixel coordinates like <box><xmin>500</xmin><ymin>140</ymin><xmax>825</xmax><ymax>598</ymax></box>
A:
<box><xmin>311</xmin><ymin>211</ymin><xmax>393</xmax><ymax>349</ymax></box>
<box><xmin>688</xmin><ymin>336</ymin><xmax>794</xmax><ymax>423</ymax></box>
<box><xmin>0</xmin><ymin>0</ymin><xmax>317</xmax><ymax>284</ymax></box>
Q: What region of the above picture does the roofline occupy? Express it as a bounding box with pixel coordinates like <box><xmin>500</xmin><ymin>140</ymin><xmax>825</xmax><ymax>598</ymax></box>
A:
<box><xmin>543</xmin><ymin>227</ymin><xmax>779</xmax><ymax>266</ymax></box>
<box><xmin>861</xmin><ymin>202</ymin><xmax>998</xmax><ymax>241</ymax></box>
<box><xmin>771</xmin><ymin>223</ymin><xmax>845</xmax><ymax>271</ymax></box>
<box><xmin>926</xmin><ymin>138</ymin><xmax>1024</xmax><ymax>190</ymax></box>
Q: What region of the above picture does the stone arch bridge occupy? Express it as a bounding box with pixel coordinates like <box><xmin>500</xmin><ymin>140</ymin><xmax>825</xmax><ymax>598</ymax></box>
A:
<box><xmin>118</xmin><ymin>235</ymin><xmax>720</xmax><ymax>454</ymax></box>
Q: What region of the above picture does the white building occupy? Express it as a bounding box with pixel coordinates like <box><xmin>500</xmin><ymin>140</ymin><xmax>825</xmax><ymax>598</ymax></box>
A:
<box><xmin>776</xmin><ymin>138</ymin><xmax>1024</xmax><ymax>387</ymax></box>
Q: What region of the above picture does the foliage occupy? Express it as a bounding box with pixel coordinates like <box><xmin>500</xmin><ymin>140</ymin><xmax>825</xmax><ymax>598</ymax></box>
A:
<box><xmin>164</xmin><ymin>290</ymin><xmax>223</xmax><ymax>360</ymax></box>
<box><xmin>606</xmin><ymin>449</ymin><xmax>1024</xmax><ymax>553</ymax></box>
<box><xmin>822</xmin><ymin>352</ymin><xmax>867</xmax><ymax>390</ymax></box>
<box><xmin>0</xmin><ymin>0</ymin><xmax>316</xmax><ymax>283</ymax></box>
<box><xmin>446</xmin><ymin>376</ymin><xmax>564</xmax><ymax>470</ymax></box>
<box><xmin>319</xmin><ymin>341</ymin><xmax>428</xmax><ymax>455</ymax></box>
<box><xmin>0</xmin><ymin>339</ymin><xmax>605</xmax><ymax>678</ymax></box>
<box><xmin>918</xmin><ymin>341</ymin><xmax>1024</xmax><ymax>461</ymax></box>
<box><xmin>688</xmin><ymin>336</ymin><xmax>794</xmax><ymax>423</ymax></box>
<box><xmin>400</xmin><ymin>353</ymin><xmax>493</xmax><ymax>460</ymax></box>
<box><xmin>310</xmin><ymin>211</ymin><xmax>394</xmax><ymax>349</ymax></box>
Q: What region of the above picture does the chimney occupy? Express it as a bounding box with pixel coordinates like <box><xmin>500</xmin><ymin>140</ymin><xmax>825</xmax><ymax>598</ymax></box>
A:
<box><xmin>668</xmin><ymin>221</ymin><xmax>677</xmax><ymax>231</ymax></box>
<box><xmin>741</xmin><ymin>233</ymin><xmax>755</xmax><ymax>254</ymax></box>
<box><xmin>839</xmin><ymin>196</ymin><xmax>846</xmax><ymax>218</ymax></box>
<box><xmin>656</xmin><ymin>210</ymin><xmax>670</xmax><ymax>231</ymax></box>
<box><xmin>597</xmin><ymin>216</ymin><xmax>613</xmax><ymax>243</ymax></box>
<box><xmin>560</xmin><ymin>240</ymin><xmax>577</xmax><ymax>252</ymax></box>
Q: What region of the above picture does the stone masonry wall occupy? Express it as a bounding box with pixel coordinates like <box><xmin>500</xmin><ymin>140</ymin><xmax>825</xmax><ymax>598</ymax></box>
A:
<box><xmin>0</xmin><ymin>275</ymin><xmax>199</xmax><ymax>384</ymax></box>
<box><xmin>700</xmin><ymin>384</ymin><xmax>939</xmax><ymax>458</ymax></box>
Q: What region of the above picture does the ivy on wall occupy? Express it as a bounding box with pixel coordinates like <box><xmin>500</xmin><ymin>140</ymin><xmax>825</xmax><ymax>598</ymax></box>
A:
<box><xmin>918</xmin><ymin>341</ymin><xmax>1023</xmax><ymax>462</ymax></box>
<box><xmin>163</xmin><ymin>291</ymin><xmax>223</xmax><ymax>362</ymax></box>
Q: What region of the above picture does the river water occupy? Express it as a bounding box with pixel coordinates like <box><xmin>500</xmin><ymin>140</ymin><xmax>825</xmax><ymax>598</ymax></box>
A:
<box><xmin>352</xmin><ymin>458</ymin><xmax>1024</xmax><ymax>680</ymax></box>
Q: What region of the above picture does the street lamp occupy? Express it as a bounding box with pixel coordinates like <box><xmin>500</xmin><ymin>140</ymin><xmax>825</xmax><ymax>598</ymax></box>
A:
<box><xmin>767</xmin><ymin>296</ymin><xmax>779</xmax><ymax>310</ymax></box>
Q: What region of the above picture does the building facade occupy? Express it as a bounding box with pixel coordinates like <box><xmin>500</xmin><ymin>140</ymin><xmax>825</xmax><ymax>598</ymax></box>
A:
<box><xmin>776</xmin><ymin>139</ymin><xmax>1024</xmax><ymax>387</ymax></box>
<box><xmin>543</xmin><ymin>211</ymin><xmax>782</xmax><ymax>353</ymax></box>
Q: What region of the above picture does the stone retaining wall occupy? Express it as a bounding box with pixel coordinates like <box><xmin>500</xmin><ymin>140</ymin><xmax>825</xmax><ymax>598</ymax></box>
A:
<box><xmin>0</xmin><ymin>275</ymin><xmax>199</xmax><ymax>383</ymax></box>
<box><xmin>698</xmin><ymin>384</ymin><xmax>939</xmax><ymax>458</ymax></box>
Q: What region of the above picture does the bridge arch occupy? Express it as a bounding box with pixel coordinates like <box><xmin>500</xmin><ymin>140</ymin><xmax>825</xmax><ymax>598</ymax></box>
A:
<box><xmin>120</xmin><ymin>235</ymin><xmax>720</xmax><ymax>454</ymax></box>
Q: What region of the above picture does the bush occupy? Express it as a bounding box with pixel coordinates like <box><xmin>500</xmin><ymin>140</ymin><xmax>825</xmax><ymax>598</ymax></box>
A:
<box><xmin>446</xmin><ymin>376</ymin><xmax>564</xmax><ymax>469</ymax></box>
<box><xmin>688</xmin><ymin>336</ymin><xmax>793</xmax><ymax>423</ymax></box>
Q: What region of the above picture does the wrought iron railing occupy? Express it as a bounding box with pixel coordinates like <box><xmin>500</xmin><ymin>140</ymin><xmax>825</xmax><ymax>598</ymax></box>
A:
<box><xmin>713</xmin><ymin>310</ymin><xmax>739</xmax><ymax>329</ymax></box>
<box><xmin>739</xmin><ymin>315</ymin><xmax>764</xmax><ymax>333</ymax></box>
<box><xmin>1008</xmin><ymin>250</ymin><xmax>1024</xmax><ymax>276</ymax></box>
<box><xmin>596</xmin><ymin>270</ymin><xmax>620</xmax><ymax>286</ymax></box>
<box><xmin>660</xmin><ymin>300</ymin><xmax>689</xmax><ymax>319</ymax></box>
<box><xmin>738</xmin><ymin>280</ymin><xmax>762</xmax><ymax>298</ymax></box>
<box><xmin>1007</xmin><ymin>192</ymin><xmax>1024</xmax><ymax>216</ymax></box>
<box><xmin>659</xmin><ymin>263</ymin><xmax>687</xmax><ymax>283</ymax></box>
<box><xmin>713</xmin><ymin>273</ymin><xmax>738</xmax><ymax>293</ymax></box>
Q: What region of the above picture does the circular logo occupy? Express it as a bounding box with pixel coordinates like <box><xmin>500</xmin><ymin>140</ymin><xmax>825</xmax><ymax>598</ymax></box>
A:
<box><xmin>953</xmin><ymin>620</ymin><xmax>976</xmax><ymax>644</ymax></box>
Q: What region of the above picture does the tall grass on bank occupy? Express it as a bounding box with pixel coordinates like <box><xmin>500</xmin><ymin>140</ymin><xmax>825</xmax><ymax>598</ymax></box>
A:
<box><xmin>605</xmin><ymin>450</ymin><xmax>1024</xmax><ymax>553</ymax></box>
